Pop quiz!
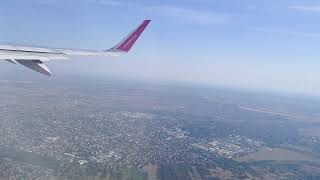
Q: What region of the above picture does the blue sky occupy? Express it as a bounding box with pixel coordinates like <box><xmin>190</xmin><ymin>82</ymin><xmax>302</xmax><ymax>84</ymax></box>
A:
<box><xmin>1</xmin><ymin>0</ymin><xmax>320</xmax><ymax>96</ymax></box>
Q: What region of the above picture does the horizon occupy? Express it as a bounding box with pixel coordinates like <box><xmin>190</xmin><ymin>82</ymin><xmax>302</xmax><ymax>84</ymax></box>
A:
<box><xmin>1</xmin><ymin>73</ymin><xmax>320</xmax><ymax>101</ymax></box>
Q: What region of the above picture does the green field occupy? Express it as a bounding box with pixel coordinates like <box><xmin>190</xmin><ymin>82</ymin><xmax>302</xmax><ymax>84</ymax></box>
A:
<box><xmin>237</xmin><ymin>148</ymin><xmax>318</xmax><ymax>162</ymax></box>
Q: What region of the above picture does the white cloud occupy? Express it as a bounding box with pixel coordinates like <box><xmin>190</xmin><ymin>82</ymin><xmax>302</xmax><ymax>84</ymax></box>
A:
<box><xmin>146</xmin><ymin>5</ymin><xmax>228</xmax><ymax>25</ymax></box>
<box><xmin>88</xmin><ymin>0</ymin><xmax>228</xmax><ymax>25</ymax></box>
<box><xmin>89</xmin><ymin>0</ymin><xmax>130</xmax><ymax>6</ymax></box>
<box><xmin>251</xmin><ymin>27</ymin><xmax>320</xmax><ymax>38</ymax></box>
<box><xmin>289</xmin><ymin>5</ymin><xmax>320</xmax><ymax>12</ymax></box>
<box><xmin>247</xmin><ymin>5</ymin><xmax>257</xmax><ymax>10</ymax></box>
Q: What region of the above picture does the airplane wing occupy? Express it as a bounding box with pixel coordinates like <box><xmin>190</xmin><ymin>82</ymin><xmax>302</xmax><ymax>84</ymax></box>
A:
<box><xmin>0</xmin><ymin>20</ymin><xmax>151</xmax><ymax>76</ymax></box>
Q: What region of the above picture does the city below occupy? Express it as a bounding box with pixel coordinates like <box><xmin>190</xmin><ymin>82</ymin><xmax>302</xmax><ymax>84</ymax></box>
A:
<box><xmin>0</xmin><ymin>76</ymin><xmax>320</xmax><ymax>179</ymax></box>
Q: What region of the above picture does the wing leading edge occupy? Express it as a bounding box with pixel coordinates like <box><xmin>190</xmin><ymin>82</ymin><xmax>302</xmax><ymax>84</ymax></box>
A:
<box><xmin>0</xmin><ymin>20</ymin><xmax>151</xmax><ymax>76</ymax></box>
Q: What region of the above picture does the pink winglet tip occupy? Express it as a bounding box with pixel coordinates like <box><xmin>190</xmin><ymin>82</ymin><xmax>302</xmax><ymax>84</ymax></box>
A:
<box><xmin>116</xmin><ymin>20</ymin><xmax>151</xmax><ymax>52</ymax></box>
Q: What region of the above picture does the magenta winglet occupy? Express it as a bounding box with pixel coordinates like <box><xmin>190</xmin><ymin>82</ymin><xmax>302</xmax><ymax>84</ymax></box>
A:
<box><xmin>115</xmin><ymin>20</ymin><xmax>151</xmax><ymax>52</ymax></box>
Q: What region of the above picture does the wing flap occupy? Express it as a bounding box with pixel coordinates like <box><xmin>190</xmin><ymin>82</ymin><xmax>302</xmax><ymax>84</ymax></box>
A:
<box><xmin>5</xmin><ymin>59</ymin><xmax>17</xmax><ymax>64</ymax></box>
<box><xmin>16</xmin><ymin>60</ymin><xmax>52</xmax><ymax>76</ymax></box>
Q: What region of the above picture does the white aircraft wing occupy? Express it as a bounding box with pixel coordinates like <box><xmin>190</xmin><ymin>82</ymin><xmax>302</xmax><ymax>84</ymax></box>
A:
<box><xmin>0</xmin><ymin>20</ymin><xmax>151</xmax><ymax>76</ymax></box>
